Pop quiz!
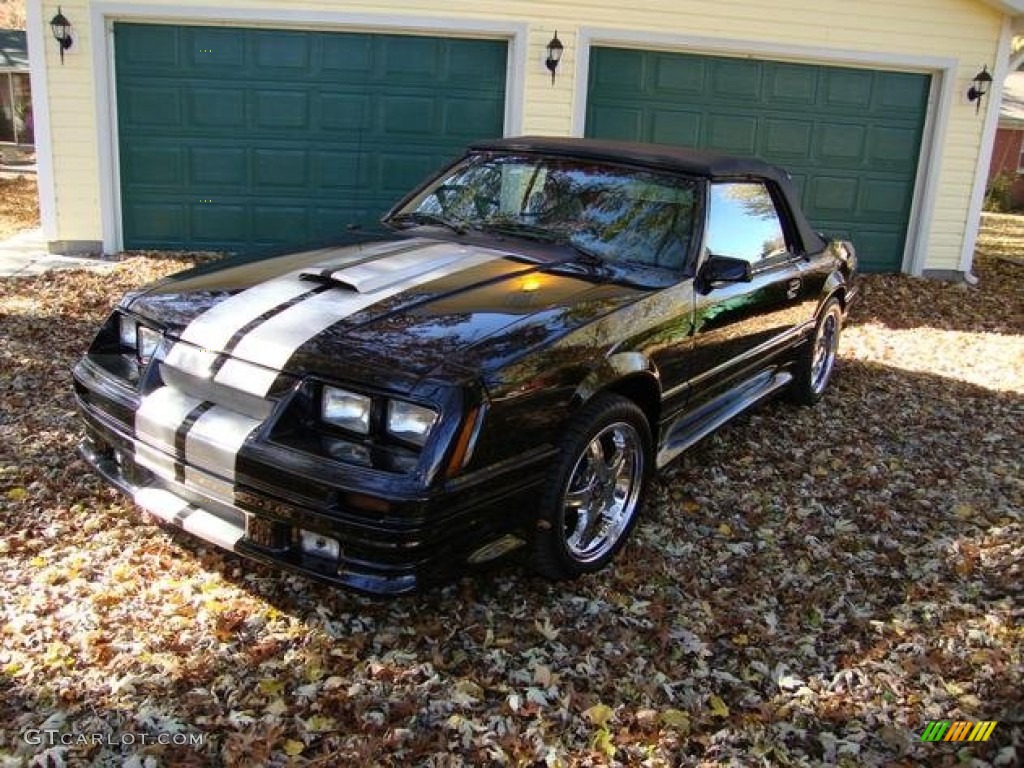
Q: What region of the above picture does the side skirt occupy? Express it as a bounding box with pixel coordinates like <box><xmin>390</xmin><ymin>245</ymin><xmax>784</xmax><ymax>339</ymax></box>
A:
<box><xmin>655</xmin><ymin>368</ymin><xmax>793</xmax><ymax>469</ymax></box>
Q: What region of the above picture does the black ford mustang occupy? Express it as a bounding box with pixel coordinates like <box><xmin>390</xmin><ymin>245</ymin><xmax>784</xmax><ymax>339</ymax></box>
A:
<box><xmin>73</xmin><ymin>137</ymin><xmax>858</xmax><ymax>595</ymax></box>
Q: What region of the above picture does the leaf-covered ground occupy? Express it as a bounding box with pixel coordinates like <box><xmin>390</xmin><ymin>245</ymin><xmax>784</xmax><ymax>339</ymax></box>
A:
<box><xmin>0</xmin><ymin>177</ymin><xmax>39</xmax><ymax>241</ymax></box>
<box><xmin>1</xmin><ymin>221</ymin><xmax>1021</xmax><ymax>767</ymax></box>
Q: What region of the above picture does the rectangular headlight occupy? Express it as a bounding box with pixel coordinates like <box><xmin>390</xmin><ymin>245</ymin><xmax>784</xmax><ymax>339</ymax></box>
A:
<box><xmin>322</xmin><ymin>387</ymin><xmax>371</xmax><ymax>434</ymax></box>
<box><xmin>137</xmin><ymin>326</ymin><xmax>161</xmax><ymax>361</ymax></box>
<box><xmin>387</xmin><ymin>401</ymin><xmax>438</xmax><ymax>446</ymax></box>
<box><xmin>118</xmin><ymin>315</ymin><xmax>137</xmax><ymax>350</ymax></box>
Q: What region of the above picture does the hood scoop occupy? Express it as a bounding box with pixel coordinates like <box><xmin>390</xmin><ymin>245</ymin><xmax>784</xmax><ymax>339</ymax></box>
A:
<box><xmin>300</xmin><ymin>248</ymin><xmax>465</xmax><ymax>294</ymax></box>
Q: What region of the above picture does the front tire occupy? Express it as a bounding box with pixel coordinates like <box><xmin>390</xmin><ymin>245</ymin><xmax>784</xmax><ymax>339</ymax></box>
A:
<box><xmin>530</xmin><ymin>393</ymin><xmax>653</xmax><ymax>581</ymax></box>
<box><xmin>789</xmin><ymin>297</ymin><xmax>843</xmax><ymax>405</ymax></box>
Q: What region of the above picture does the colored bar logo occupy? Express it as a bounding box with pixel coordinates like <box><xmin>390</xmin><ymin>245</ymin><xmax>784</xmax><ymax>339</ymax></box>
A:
<box><xmin>921</xmin><ymin>721</ymin><xmax>998</xmax><ymax>742</ymax></box>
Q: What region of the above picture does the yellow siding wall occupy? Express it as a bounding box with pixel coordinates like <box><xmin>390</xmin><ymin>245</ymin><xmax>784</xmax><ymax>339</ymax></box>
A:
<box><xmin>37</xmin><ymin>0</ymin><xmax>1005</xmax><ymax>271</ymax></box>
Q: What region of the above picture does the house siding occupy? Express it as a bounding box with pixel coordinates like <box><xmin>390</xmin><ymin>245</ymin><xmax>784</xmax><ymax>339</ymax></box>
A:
<box><xmin>33</xmin><ymin>0</ymin><xmax>1005</xmax><ymax>272</ymax></box>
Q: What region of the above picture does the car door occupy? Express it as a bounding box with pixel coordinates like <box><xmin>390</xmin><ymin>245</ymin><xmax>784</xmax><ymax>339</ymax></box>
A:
<box><xmin>683</xmin><ymin>180</ymin><xmax>810</xmax><ymax>407</ymax></box>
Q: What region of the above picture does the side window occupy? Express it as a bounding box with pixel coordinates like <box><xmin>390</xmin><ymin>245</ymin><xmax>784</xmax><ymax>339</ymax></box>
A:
<box><xmin>706</xmin><ymin>182</ymin><xmax>788</xmax><ymax>264</ymax></box>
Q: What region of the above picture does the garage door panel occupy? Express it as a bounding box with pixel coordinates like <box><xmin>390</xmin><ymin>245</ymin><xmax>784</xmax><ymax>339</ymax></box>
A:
<box><xmin>378</xmin><ymin>154</ymin><xmax>442</xmax><ymax>195</ymax></box>
<box><xmin>763</xmin><ymin>119</ymin><xmax>813</xmax><ymax>158</ymax></box>
<box><xmin>379</xmin><ymin>96</ymin><xmax>437</xmax><ymax>134</ymax></box>
<box><xmin>712</xmin><ymin>60</ymin><xmax>760</xmax><ymax>99</ymax></box>
<box><xmin>706</xmin><ymin>114</ymin><xmax>757</xmax><ymax>154</ymax></box>
<box><xmin>651</xmin><ymin>110</ymin><xmax>702</xmax><ymax>146</ymax></box>
<box><xmin>809</xmin><ymin>176</ymin><xmax>859</xmax><ymax>214</ymax></box>
<box><xmin>588</xmin><ymin>106</ymin><xmax>643</xmax><ymax>141</ymax></box>
<box><xmin>586</xmin><ymin>46</ymin><xmax>927</xmax><ymax>272</ymax></box>
<box><xmin>592</xmin><ymin>48</ymin><xmax>645</xmax><ymax>90</ymax></box>
<box><xmin>189</xmin><ymin>88</ymin><xmax>245</xmax><ymax>129</ymax></box>
<box><xmin>254</xmin><ymin>150</ymin><xmax>309</xmax><ymax>189</ymax></box>
<box><xmin>254</xmin><ymin>31</ymin><xmax>310</xmax><ymax>70</ymax></box>
<box><xmin>193</xmin><ymin>204</ymin><xmax>247</xmax><ymax>244</ymax></box>
<box><xmin>875</xmin><ymin>72</ymin><xmax>930</xmax><ymax>113</ymax></box>
<box><xmin>120</xmin><ymin>85</ymin><xmax>181</xmax><ymax>128</ymax></box>
<box><xmin>653</xmin><ymin>56</ymin><xmax>706</xmax><ymax>94</ymax></box>
<box><xmin>253</xmin><ymin>90</ymin><xmax>310</xmax><ymax>130</ymax></box>
<box><xmin>189</xmin><ymin>28</ymin><xmax>245</xmax><ymax>68</ymax></box>
<box><xmin>117</xmin><ymin>24</ymin><xmax>506</xmax><ymax>249</ymax></box>
<box><xmin>118</xmin><ymin>25</ymin><xmax>178</xmax><ymax>68</ymax></box>
<box><xmin>859</xmin><ymin>179</ymin><xmax>913</xmax><ymax>220</ymax></box>
<box><xmin>815</xmin><ymin>123</ymin><xmax>867</xmax><ymax>164</ymax></box>
<box><xmin>765</xmin><ymin>64</ymin><xmax>818</xmax><ymax>104</ymax></box>
<box><xmin>124</xmin><ymin>145</ymin><xmax>183</xmax><ymax>186</ymax></box>
<box><xmin>123</xmin><ymin>202</ymin><xmax>186</xmax><ymax>244</ymax></box>
<box><xmin>321</xmin><ymin>35</ymin><xmax>373</xmax><ymax>72</ymax></box>
<box><xmin>867</xmin><ymin>126</ymin><xmax>921</xmax><ymax>168</ymax></box>
<box><xmin>191</xmin><ymin>147</ymin><xmax>247</xmax><ymax>187</ymax></box>
<box><xmin>319</xmin><ymin>93</ymin><xmax>371</xmax><ymax>132</ymax></box>
<box><xmin>446</xmin><ymin>41</ymin><xmax>508</xmax><ymax>84</ymax></box>
<box><xmin>824</xmin><ymin>70</ymin><xmax>873</xmax><ymax>110</ymax></box>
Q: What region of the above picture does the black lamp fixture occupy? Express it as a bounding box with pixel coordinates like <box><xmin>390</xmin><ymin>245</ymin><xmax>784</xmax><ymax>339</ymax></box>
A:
<box><xmin>967</xmin><ymin>65</ymin><xmax>993</xmax><ymax>115</ymax></box>
<box><xmin>545</xmin><ymin>31</ymin><xmax>564</xmax><ymax>85</ymax></box>
<box><xmin>50</xmin><ymin>6</ymin><xmax>73</xmax><ymax>65</ymax></box>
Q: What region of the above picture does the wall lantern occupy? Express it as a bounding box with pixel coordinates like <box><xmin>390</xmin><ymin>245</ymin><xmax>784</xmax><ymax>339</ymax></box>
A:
<box><xmin>967</xmin><ymin>65</ymin><xmax>993</xmax><ymax>115</ymax></box>
<box><xmin>545</xmin><ymin>32</ymin><xmax>564</xmax><ymax>85</ymax></box>
<box><xmin>50</xmin><ymin>7</ymin><xmax>74</xmax><ymax>65</ymax></box>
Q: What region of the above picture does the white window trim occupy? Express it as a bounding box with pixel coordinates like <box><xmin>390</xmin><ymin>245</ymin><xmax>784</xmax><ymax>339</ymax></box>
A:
<box><xmin>26</xmin><ymin>1</ymin><xmax>57</xmax><ymax>240</ymax></box>
<box><xmin>89</xmin><ymin>3</ymin><xmax>528</xmax><ymax>254</ymax></box>
<box><xmin>571</xmin><ymin>27</ymin><xmax>958</xmax><ymax>276</ymax></box>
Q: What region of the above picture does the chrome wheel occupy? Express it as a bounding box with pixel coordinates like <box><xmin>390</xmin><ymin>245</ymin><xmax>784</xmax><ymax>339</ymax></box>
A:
<box><xmin>561</xmin><ymin>421</ymin><xmax>644</xmax><ymax>563</ymax></box>
<box><xmin>810</xmin><ymin>306</ymin><xmax>841</xmax><ymax>395</ymax></box>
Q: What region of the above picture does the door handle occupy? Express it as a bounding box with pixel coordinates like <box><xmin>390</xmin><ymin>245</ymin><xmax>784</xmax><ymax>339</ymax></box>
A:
<box><xmin>786</xmin><ymin>278</ymin><xmax>801</xmax><ymax>300</ymax></box>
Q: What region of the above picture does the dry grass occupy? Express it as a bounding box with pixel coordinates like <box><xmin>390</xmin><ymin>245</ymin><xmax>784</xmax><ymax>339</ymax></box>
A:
<box><xmin>0</xmin><ymin>176</ymin><xmax>39</xmax><ymax>240</ymax></box>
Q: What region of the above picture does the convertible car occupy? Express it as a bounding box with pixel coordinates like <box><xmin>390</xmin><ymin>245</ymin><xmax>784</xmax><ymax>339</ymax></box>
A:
<box><xmin>73</xmin><ymin>137</ymin><xmax>858</xmax><ymax>594</ymax></box>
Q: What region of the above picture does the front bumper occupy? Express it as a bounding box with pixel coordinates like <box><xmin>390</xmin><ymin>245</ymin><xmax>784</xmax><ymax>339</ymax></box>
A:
<box><xmin>73</xmin><ymin>361</ymin><xmax>552</xmax><ymax>595</ymax></box>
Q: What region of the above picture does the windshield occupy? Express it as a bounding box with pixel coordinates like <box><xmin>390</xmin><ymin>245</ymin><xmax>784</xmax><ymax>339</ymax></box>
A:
<box><xmin>386</xmin><ymin>152</ymin><xmax>699</xmax><ymax>271</ymax></box>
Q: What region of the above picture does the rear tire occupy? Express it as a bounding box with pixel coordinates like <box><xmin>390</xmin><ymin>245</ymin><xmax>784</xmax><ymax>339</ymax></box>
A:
<box><xmin>789</xmin><ymin>297</ymin><xmax>843</xmax><ymax>405</ymax></box>
<box><xmin>530</xmin><ymin>393</ymin><xmax>653</xmax><ymax>581</ymax></box>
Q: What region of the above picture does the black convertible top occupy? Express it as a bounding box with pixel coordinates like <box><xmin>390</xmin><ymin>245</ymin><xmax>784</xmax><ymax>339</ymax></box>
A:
<box><xmin>470</xmin><ymin>136</ymin><xmax>827</xmax><ymax>254</ymax></box>
<box><xmin>472</xmin><ymin>136</ymin><xmax>790</xmax><ymax>184</ymax></box>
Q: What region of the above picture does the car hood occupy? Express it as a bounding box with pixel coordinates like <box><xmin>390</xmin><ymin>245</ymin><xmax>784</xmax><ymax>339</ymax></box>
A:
<box><xmin>125</xmin><ymin>237</ymin><xmax>648</xmax><ymax>392</ymax></box>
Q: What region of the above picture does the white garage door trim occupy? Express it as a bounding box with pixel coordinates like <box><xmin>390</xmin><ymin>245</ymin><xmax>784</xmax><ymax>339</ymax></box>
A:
<box><xmin>89</xmin><ymin>2</ymin><xmax>528</xmax><ymax>254</ymax></box>
<box><xmin>572</xmin><ymin>27</ymin><xmax>958</xmax><ymax>276</ymax></box>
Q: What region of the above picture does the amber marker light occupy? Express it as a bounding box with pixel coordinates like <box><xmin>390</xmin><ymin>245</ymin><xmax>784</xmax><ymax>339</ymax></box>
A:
<box><xmin>446</xmin><ymin>406</ymin><xmax>484</xmax><ymax>478</ymax></box>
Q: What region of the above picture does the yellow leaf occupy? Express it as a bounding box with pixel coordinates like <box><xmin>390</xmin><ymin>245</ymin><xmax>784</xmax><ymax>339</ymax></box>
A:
<box><xmin>259</xmin><ymin>678</ymin><xmax>284</xmax><ymax>696</ymax></box>
<box><xmin>584</xmin><ymin>702</ymin><xmax>614</xmax><ymax>727</ymax></box>
<box><xmin>29</xmin><ymin>556</ymin><xmax>45</xmax><ymax>568</ymax></box>
<box><xmin>732</xmin><ymin>633</ymin><xmax>749</xmax><ymax>646</ymax></box>
<box><xmin>592</xmin><ymin>727</ymin><xmax>616</xmax><ymax>758</ymax></box>
<box><xmin>660</xmin><ymin>708</ymin><xmax>690</xmax><ymax>729</ymax></box>
<box><xmin>6</xmin><ymin>487</ymin><xmax>27</xmax><ymax>502</ymax></box>
<box><xmin>718</xmin><ymin>523</ymin><xmax>732</xmax><ymax>536</ymax></box>
<box><xmin>283</xmin><ymin>739</ymin><xmax>304</xmax><ymax>757</ymax></box>
<box><xmin>304</xmin><ymin>714</ymin><xmax>336</xmax><ymax>732</ymax></box>
<box><xmin>708</xmin><ymin>695</ymin><xmax>729</xmax><ymax>718</ymax></box>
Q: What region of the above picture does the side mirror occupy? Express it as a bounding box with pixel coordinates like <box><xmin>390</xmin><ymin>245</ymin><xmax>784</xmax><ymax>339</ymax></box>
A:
<box><xmin>700</xmin><ymin>254</ymin><xmax>752</xmax><ymax>289</ymax></box>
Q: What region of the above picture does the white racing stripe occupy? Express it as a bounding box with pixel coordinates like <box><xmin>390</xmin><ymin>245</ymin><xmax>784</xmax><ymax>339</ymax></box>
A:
<box><xmin>134</xmin><ymin>487</ymin><xmax>245</xmax><ymax>552</ymax></box>
<box><xmin>216</xmin><ymin>247</ymin><xmax>500</xmax><ymax>397</ymax></box>
<box><xmin>184</xmin><ymin>406</ymin><xmax>262</xmax><ymax>484</ymax></box>
<box><xmin>130</xmin><ymin>240</ymin><xmax>500</xmax><ymax>525</ymax></box>
<box><xmin>164</xmin><ymin>240</ymin><xmax>426</xmax><ymax>380</ymax></box>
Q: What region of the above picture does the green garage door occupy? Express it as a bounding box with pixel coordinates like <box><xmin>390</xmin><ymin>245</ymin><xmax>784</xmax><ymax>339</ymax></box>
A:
<box><xmin>115</xmin><ymin>24</ymin><xmax>508</xmax><ymax>251</ymax></box>
<box><xmin>586</xmin><ymin>48</ymin><xmax>930</xmax><ymax>272</ymax></box>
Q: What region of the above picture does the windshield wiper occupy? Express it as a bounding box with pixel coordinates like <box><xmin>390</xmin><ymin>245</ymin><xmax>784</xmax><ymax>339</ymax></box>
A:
<box><xmin>478</xmin><ymin>219</ymin><xmax>604</xmax><ymax>266</ymax></box>
<box><xmin>387</xmin><ymin>211</ymin><xmax>467</xmax><ymax>234</ymax></box>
